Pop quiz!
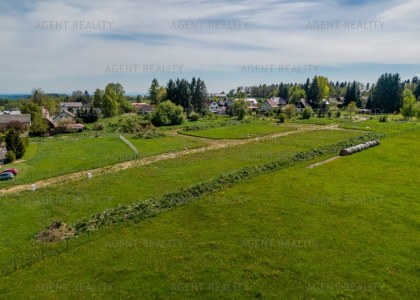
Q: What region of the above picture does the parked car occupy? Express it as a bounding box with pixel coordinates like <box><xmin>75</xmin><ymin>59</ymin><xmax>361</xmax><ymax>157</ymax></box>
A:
<box><xmin>0</xmin><ymin>168</ymin><xmax>18</xmax><ymax>176</ymax></box>
<box><xmin>0</xmin><ymin>172</ymin><xmax>14</xmax><ymax>181</ymax></box>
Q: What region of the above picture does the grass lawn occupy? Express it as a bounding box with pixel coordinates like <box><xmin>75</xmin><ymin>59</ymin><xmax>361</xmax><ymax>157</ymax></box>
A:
<box><xmin>181</xmin><ymin>120</ymin><xmax>296</xmax><ymax>139</ymax></box>
<box><xmin>0</xmin><ymin>130</ymin><xmax>363</xmax><ymax>275</ymax></box>
<box><xmin>0</xmin><ymin>132</ymin><xmax>208</xmax><ymax>188</ymax></box>
<box><xmin>0</xmin><ymin>130</ymin><xmax>418</xmax><ymax>299</ymax></box>
<box><xmin>340</xmin><ymin>116</ymin><xmax>420</xmax><ymax>135</ymax></box>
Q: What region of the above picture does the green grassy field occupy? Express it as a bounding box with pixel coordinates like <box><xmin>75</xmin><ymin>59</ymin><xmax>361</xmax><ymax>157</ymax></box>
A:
<box><xmin>0</xmin><ymin>128</ymin><xmax>418</xmax><ymax>299</ymax></box>
<box><xmin>0</xmin><ymin>132</ymin><xmax>208</xmax><ymax>188</ymax></box>
<box><xmin>180</xmin><ymin>120</ymin><xmax>296</xmax><ymax>139</ymax></box>
<box><xmin>0</xmin><ymin>130</ymin><xmax>363</xmax><ymax>275</ymax></box>
<box><xmin>340</xmin><ymin>117</ymin><xmax>420</xmax><ymax>134</ymax></box>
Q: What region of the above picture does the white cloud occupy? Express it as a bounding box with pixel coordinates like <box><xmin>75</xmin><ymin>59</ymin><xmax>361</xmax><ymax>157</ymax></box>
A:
<box><xmin>0</xmin><ymin>0</ymin><xmax>419</xmax><ymax>93</ymax></box>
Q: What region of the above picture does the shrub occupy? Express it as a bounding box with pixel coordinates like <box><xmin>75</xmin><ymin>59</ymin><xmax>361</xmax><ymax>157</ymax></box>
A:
<box><xmin>336</xmin><ymin>110</ymin><xmax>341</xmax><ymax>118</ymax></box>
<box><xmin>93</xmin><ymin>123</ymin><xmax>104</xmax><ymax>131</ymax></box>
<box><xmin>301</xmin><ymin>107</ymin><xmax>313</xmax><ymax>119</ymax></box>
<box><xmin>5</xmin><ymin>129</ymin><xmax>26</xmax><ymax>159</ymax></box>
<box><xmin>283</xmin><ymin>104</ymin><xmax>296</xmax><ymax>119</ymax></box>
<box><xmin>278</xmin><ymin>113</ymin><xmax>287</xmax><ymax>123</ymax></box>
<box><xmin>5</xmin><ymin>151</ymin><xmax>16</xmax><ymax>164</ymax></box>
<box><xmin>379</xmin><ymin>115</ymin><xmax>388</xmax><ymax>122</ymax></box>
<box><xmin>119</xmin><ymin>117</ymin><xmax>152</xmax><ymax>133</ymax></box>
<box><xmin>133</xmin><ymin>131</ymin><xmax>165</xmax><ymax>139</ymax></box>
<box><xmin>151</xmin><ymin>101</ymin><xmax>185</xmax><ymax>127</ymax></box>
<box><xmin>188</xmin><ymin>112</ymin><xmax>200</xmax><ymax>122</ymax></box>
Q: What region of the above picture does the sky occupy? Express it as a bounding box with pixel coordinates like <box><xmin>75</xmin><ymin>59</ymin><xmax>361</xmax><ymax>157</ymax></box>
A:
<box><xmin>0</xmin><ymin>0</ymin><xmax>419</xmax><ymax>94</ymax></box>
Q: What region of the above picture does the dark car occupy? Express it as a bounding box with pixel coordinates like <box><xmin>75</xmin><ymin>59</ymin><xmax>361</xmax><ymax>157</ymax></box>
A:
<box><xmin>0</xmin><ymin>172</ymin><xmax>14</xmax><ymax>181</ymax></box>
<box><xmin>0</xmin><ymin>168</ymin><xmax>18</xmax><ymax>176</ymax></box>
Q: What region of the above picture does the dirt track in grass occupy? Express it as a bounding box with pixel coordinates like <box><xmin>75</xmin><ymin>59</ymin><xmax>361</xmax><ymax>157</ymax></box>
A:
<box><xmin>0</xmin><ymin>124</ymin><xmax>341</xmax><ymax>195</ymax></box>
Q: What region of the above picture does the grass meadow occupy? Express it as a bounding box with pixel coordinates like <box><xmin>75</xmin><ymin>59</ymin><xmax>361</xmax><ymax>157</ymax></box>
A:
<box><xmin>0</xmin><ymin>128</ymin><xmax>418</xmax><ymax>299</ymax></box>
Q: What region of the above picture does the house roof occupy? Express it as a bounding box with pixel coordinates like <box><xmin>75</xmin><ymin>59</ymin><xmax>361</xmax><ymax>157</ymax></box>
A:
<box><xmin>63</xmin><ymin>110</ymin><xmax>76</xmax><ymax>117</ymax></box>
<box><xmin>140</xmin><ymin>105</ymin><xmax>153</xmax><ymax>112</ymax></box>
<box><xmin>297</xmin><ymin>98</ymin><xmax>310</xmax><ymax>107</ymax></box>
<box><xmin>132</xmin><ymin>102</ymin><xmax>149</xmax><ymax>108</ymax></box>
<box><xmin>267</xmin><ymin>97</ymin><xmax>286</xmax><ymax>106</ymax></box>
<box><xmin>60</xmin><ymin>102</ymin><xmax>83</xmax><ymax>108</ymax></box>
<box><xmin>266</xmin><ymin>100</ymin><xmax>279</xmax><ymax>108</ymax></box>
<box><xmin>45</xmin><ymin>115</ymin><xmax>58</xmax><ymax>127</ymax></box>
<box><xmin>0</xmin><ymin>114</ymin><xmax>31</xmax><ymax>124</ymax></box>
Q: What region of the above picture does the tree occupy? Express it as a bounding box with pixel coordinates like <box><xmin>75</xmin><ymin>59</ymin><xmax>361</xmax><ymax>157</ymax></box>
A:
<box><xmin>151</xmin><ymin>101</ymin><xmax>185</xmax><ymax>127</ymax></box>
<box><xmin>283</xmin><ymin>104</ymin><xmax>296</xmax><ymax>119</ymax></box>
<box><xmin>102</xmin><ymin>83</ymin><xmax>128</xmax><ymax>117</ymax></box>
<box><xmin>31</xmin><ymin>88</ymin><xmax>46</xmax><ymax>105</ymax></box>
<box><xmin>301</xmin><ymin>107</ymin><xmax>313</xmax><ymax>119</ymax></box>
<box><xmin>278</xmin><ymin>83</ymin><xmax>288</xmax><ymax>101</ymax></box>
<box><xmin>414</xmin><ymin>83</ymin><xmax>420</xmax><ymax>100</ymax></box>
<box><xmin>344</xmin><ymin>81</ymin><xmax>361</xmax><ymax>107</ymax></box>
<box><xmin>92</xmin><ymin>89</ymin><xmax>104</xmax><ymax>108</ymax></box>
<box><xmin>5</xmin><ymin>129</ymin><xmax>26</xmax><ymax>159</ymax></box>
<box><xmin>371</xmin><ymin>73</ymin><xmax>402</xmax><ymax>113</ymax></box>
<box><xmin>191</xmin><ymin>78</ymin><xmax>207</xmax><ymax>114</ymax></box>
<box><xmin>346</xmin><ymin>101</ymin><xmax>358</xmax><ymax>118</ymax></box>
<box><xmin>307</xmin><ymin>76</ymin><xmax>320</xmax><ymax>107</ymax></box>
<box><xmin>77</xmin><ymin>106</ymin><xmax>99</xmax><ymax>123</ymax></box>
<box><xmin>317</xmin><ymin>76</ymin><xmax>330</xmax><ymax>103</ymax></box>
<box><xmin>29</xmin><ymin>114</ymin><xmax>49</xmax><ymax>136</ymax></box>
<box><xmin>233</xmin><ymin>99</ymin><xmax>248</xmax><ymax>120</ymax></box>
<box><xmin>289</xmin><ymin>86</ymin><xmax>306</xmax><ymax>104</ymax></box>
<box><xmin>153</xmin><ymin>86</ymin><xmax>165</xmax><ymax>105</ymax></box>
<box><xmin>401</xmin><ymin>88</ymin><xmax>416</xmax><ymax>118</ymax></box>
<box><xmin>149</xmin><ymin>79</ymin><xmax>160</xmax><ymax>105</ymax></box>
<box><xmin>71</xmin><ymin>90</ymin><xmax>84</xmax><ymax>102</ymax></box>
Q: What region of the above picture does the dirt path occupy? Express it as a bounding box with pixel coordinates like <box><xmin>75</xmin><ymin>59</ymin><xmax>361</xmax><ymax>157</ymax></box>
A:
<box><xmin>0</xmin><ymin>124</ymin><xmax>340</xmax><ymax>195</ymax></box>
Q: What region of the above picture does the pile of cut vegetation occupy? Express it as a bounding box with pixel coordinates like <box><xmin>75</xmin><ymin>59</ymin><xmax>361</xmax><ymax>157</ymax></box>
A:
<box><xmin>36</xmin><ymin>221</ymin><xmax>75</xmax><ymax>242</ymax></box>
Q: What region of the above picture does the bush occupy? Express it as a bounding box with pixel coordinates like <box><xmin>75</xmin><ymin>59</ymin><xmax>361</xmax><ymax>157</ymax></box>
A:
<box><xmin>92</xmin><ymin>123</ymin><xmax>104</xmax><ymax>131</ymax></box>
<box><xmin>5</xmin><ymin>151</ymin><xmax>16</xmax><ymax>164</ymax></box>
<box><xmin>188</xmin><ymin>112</ymin><xmax>200</xmax><ymax>122</ymax></box>
<box><xmin>132</xmin><ymin>131</ymin><xmax>165</xmax><ymax>139</ymax></box>
<box><xmin>5</xmin><ymin>129</ymin><xmax>26</xmax><ymax>159</ymax></box>
<box><xmin>119</xmin><ymin>117</ymin><xmax>152</xmax><ymax>133</ymax></box>
<box><xmin>283</xmin><ymin>104</ymin><xmax>296</xmax><ymax>119</ymax></box>
<box><xmin>151</xmin><ymin>101</ymin><xmax>185</xmax><ymax>127</ymax></box>
<box><xmin>336</xmin><ymin>110</ymin><xmax>341</xmax><ymax>118</ymax></box>
<box><xmin>379</xmin><ymin>115</ymin><xmax>388</xmax><ymax>122</ymax></box>
<box><xmin>278</xmin><ymin>113</ymin><xmax>287</xmax><ymax>123</ymax></box>
<box><xmin>301</xmin><ymin>107</ymin><xmax>313</xmax><ymax>119</ymax></box>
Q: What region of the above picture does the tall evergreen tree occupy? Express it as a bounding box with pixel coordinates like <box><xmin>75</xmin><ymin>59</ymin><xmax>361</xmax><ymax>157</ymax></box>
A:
<box><xmin>371</xmin><ymin>73</ymin><xmax>402</xmax><ymax>113</ymax></box>
<box><xmin>307</xmin><ymin>76</ymin><xmax>319</xmax><ymax>107</ymax></box>
<box><xmin>148</xmin><ymin>79</ymin><xmax>160</xmax><ymax>105</ymax></box>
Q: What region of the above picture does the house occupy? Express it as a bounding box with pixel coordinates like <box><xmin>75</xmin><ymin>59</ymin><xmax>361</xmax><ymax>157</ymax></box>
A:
<box><xmin>140</xmin><ymin>105</ymin><xmax>153</xmax><ymax>114</ymax></box>
<box><xmin>41</xmin><ymin>107</ymin><xmax>58</xmax><ymax>128</ymax></box>
<box><xmin>53</xmin><ymin>110</ymin><xmax>76</xmax><ymax>122</ymax></box>
<box><xmin>208</xmin><ymin>92</ymin><xmax>227</xmax><ymax>102</ymax></box>
<box><xmin>60</xmin><ymin>102</ymin><xmax>83</xmax><ymax>112</ymax></box>
<box><xmin>208</xmin><ymin>101</ymin><xmax>219</xmax><ymax>113</ymax></box>
<box><xmin>208</xmin><ymin>100</ymin><xmax>227</xmax><ymax>114</ymax></box>
<box><xmin>132</xmin><ymin>103</ymin><xmax>154</xmax><ymax>114</ymax></box>
<box><xmin>0</xmin><ymin>114</ymin><xmax>31</xmax><ymax>131</ymax></box>
<box><xmin>259</xmin><ymin>97</ymin><xmax>286</xmax><ymax>112</ymax></box>
<box><xmin>295</xmin><ymin>98</ymin><xmax>310</xmax><ymax>112</ymax></box>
